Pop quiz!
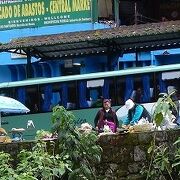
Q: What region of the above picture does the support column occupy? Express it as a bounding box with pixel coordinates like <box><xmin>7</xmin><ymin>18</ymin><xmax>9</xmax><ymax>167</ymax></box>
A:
<box><xmin>26</xmin><ymin>49</ymin><xmax>32</xmax><ymax>79</ymax></box>
<box><xmin>91</xmin><ymin>0</ymin><xmax>98</xmax><ymax>23</ymax></box>
<box><xmin>114</xmin><ymin>0</ymin><xmax>120</xmax><ymax>27</ymax></box>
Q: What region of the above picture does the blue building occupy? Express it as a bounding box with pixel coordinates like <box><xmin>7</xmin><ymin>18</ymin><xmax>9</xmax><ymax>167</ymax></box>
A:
<box><xmin>0</xmin><ymin>0</ymin><xmax>180</xmax><ymax>138</ymax></box>
<box><xmin>0</xmin><ymin>0</ymin><xmax>180</xmax><ymax>82</ymax></box>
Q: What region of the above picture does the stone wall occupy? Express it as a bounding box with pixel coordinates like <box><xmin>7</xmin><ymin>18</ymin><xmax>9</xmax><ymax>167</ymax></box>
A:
<box><xmin>0</xmin><ymin>129</ymin><xmax>180</xmax><ymax>179</ymax></box>
<box><xmin>96</xmin><ymin>129</ymin><xmax>180</xmax><ymax>180</ymax></box>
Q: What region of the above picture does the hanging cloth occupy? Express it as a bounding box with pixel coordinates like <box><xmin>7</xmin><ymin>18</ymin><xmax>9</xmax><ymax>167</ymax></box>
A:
<box><xmin>158</xmin><ymin>74</ymin><xmax>166</xmax><ymax>93</ymax></box>
<box><xmin>142</xmin><ymin>75</ymin><xmax>151</xmax><ymax>102</ymax></box>
<box><xmin>9</xmin><ymin>65</ymin><xmax>18</xmax><ymax>81</ymax></box>
<box><xmin>124</xmin><ymin>76</ymin><xmax>134</xmax><ymax>101</ymax></box>
<box><xmin>61</xmin><ymin>83</ymin><xmax>68</xmax><ymax>108</ymax></box>
<box><xmin>42</xmin><ymin>85</ymin><xmax>52</xmax><ymax>112</ymax></box>
<box><xmin>79</xmin><ymin>81</ymin><xmax>88</xmax><ymax>108</ymax></box>
<box><xmin>102</xmin><ymin>79</ymin><xmax>110</xmax><ymax>99</ymax></box>
<box><xmin>17</xmin><ymin>87</ymin><xmax>26</xmax><ymax>104</ymax></box>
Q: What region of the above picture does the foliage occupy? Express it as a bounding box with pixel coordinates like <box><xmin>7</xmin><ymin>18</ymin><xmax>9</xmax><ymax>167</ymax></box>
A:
<box><xmin>16</xmin><ymin>140</ymin><xmax>69</xmax><ymax>179</ymax></box>
<box><xmin>141</xmin><ymin>90</ymin><xmax>180</xmax><ymax>180</ymax></box>
<box><xmin>152</xmin><ymin>90</ymin><xmax>177</xmax><ymax>128</ymax></box>
<box><xmin>0</xmin><ymin>141</ymin><xmax>69</xmax><ymax>179</ymax></box>
<box><xmin>51</xmin><ymin>105</ymin><xmax>102</xmax><ymax>180</ymax></box>
<box><xmin>0</xmin><ymin>152</ymin><xmax>16</xmax><ymax>179</ymax></box>
<box><xmin>172</xmin><ymin>137</ymin><xmax>180</xmax><ymax>174</ymax></box>
<box><xmin>141</xmin><ymin>136</ymin><xmax>180</xmax><ymax>180</ymax></box>
<box><xmin>0</xmin><ymin>105</ymin><xmax>101</xmax><ymax>179</ymax></box>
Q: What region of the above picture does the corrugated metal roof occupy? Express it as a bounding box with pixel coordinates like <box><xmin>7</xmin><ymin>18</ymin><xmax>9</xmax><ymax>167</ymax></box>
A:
<box><xmin>0</xmin><ymin>20</ymin><xmax>180</xmax><ymax>60</ymax></box>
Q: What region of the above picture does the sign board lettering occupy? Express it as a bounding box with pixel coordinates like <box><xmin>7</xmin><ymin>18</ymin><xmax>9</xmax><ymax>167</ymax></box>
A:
<box><xmin>0</xmin><ymin>0</ymin><xmax>92</xmax><ymax>30</ymax></box>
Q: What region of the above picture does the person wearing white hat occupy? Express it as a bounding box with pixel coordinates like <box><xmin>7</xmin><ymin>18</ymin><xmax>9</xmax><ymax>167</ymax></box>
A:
<box><xmin>123</xmin><ymin>99</ymin><xmax>151</xmax><ymax>126</ymax></box>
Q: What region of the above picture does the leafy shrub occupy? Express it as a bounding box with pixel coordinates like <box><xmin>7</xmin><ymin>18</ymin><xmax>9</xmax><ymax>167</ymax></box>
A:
<box><xmin>0</xmin><ymin>106</ymin><xmax>102</xmax><ymax>180</ymax></box>
<box><xmin>153</xmin><ymin>90</ymin><xmax>177</xmax><ymax>128</ymax></box>
<box><xmin>141</xmin><ymin>135</ymin><xmax>180</xmax><ymax>180</ymax></box>
<box><xmin>51</xmin><ymin>105</ymin><xmax>102</xmax><ymax>180</ymax></box>
<box><xmin>141</xmin><ymin>90</ymin><xmax>180</xmax><ymax>179</ymax></box>
<box><xmin>0</xmin><ymin>141</ymin><xmax>69</xmax><ymax>180</ymax></box>
<box><xmin>0</xmin><ymin>152</ymin><xmax>16</xmax><ymax>179</ymax></box>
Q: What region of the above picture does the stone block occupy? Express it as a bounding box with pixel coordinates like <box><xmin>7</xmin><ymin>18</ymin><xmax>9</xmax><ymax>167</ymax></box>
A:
<box><xmin>128</xmin><ymin>162</ymin><xmax>144</xmax><ymax>173</ymax></box>
<box><xmin>134</xmin><ymin>146</ymin><xmax>146</xmax><ymax>162</ymax></box>
<box><xmin>138</xmin><ymin>131</ymin><xmax>153</xmax><ymax>144</ymax></box>
<box><xmin>127</xmin><ymin>174</ymin><xmax>146</xmax><ymax>180</ymax></box>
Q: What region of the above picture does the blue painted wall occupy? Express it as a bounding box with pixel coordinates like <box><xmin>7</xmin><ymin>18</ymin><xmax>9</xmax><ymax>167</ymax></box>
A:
<box><xmin>118</xmin><ymin>48</ymin><xmax>180</xmax><ymax>69</ymax></box>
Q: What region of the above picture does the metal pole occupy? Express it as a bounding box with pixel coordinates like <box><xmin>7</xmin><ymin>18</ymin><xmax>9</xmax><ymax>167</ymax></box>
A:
<box><xmin>114</xmin><ymin>0</ymin><xmax>120</xmax><ymax>27</ymax></box>
<box><xmin>134</xmin><ymin>2</ymin><xmax>138</xmax><ymax>25</ymax></box>
<box><xmin>91</xmin><ymin>0</ymin><xmax>98</xmax><ymax>23</ymax></box>
<box><xmin>0</xmin><ymin>112</ymin><xmax>1</xmax><ymax>127</ymax></box>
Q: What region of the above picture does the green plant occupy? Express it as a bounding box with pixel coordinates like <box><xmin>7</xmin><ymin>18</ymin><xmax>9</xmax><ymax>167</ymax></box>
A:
<box><xmin>0</xmin><ymin>106</ymin><xmax>101</xmax><ymax>179</ymax></box>
<box><xmin>153</xmin><ymin>90</ymin><xmax>177</xmax><ymax>128</ymax></box>
<box><xmin>0</xmin><ymin>141</ymin><xmax>69</xmax><ymax>180</ymax></box>
<box><xmin>141</xmin><ymin>137</ymin><xmax>180</xmax><ymax>180</ymax></box>
<box><xmin>0</xmin><ymin>151</ymin><xmax>17</xmax><ymax>179</ymax></box>
<box><xmin>172</xmin><ymin>137</ymin><xmax>180</xmax><ymax>175</ymax></box>
<box><xmin>141</xmin><ymin>90</ymin><xmax>180</xmax><ymax>180</ymax></box>
<box><xmin>51</xmin><ymin>105</ymin><xmax>102</xmax><ymax>180</ymax></box>
<box><xmin>16</xmin><ymin>140</ymin><xmax>68</xmax><ymax>180</ymax></box>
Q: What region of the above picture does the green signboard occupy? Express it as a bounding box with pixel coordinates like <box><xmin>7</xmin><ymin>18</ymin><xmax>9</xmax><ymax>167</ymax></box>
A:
<box><xmin>0</xmin><ymin>0</ymin><xmax>93</xmax><ymax>31</ymax></box>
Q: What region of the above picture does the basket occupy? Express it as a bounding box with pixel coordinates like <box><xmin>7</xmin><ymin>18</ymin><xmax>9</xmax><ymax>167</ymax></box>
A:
<box><xmin>0</xmin><ymin>136</ymin><xmax>6</xmax><ymax>143</ymax></box>
<box><xmin>133</xmin><ymin>123</ymin><xmax>153</xmax><ymax>132</ymax></box>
